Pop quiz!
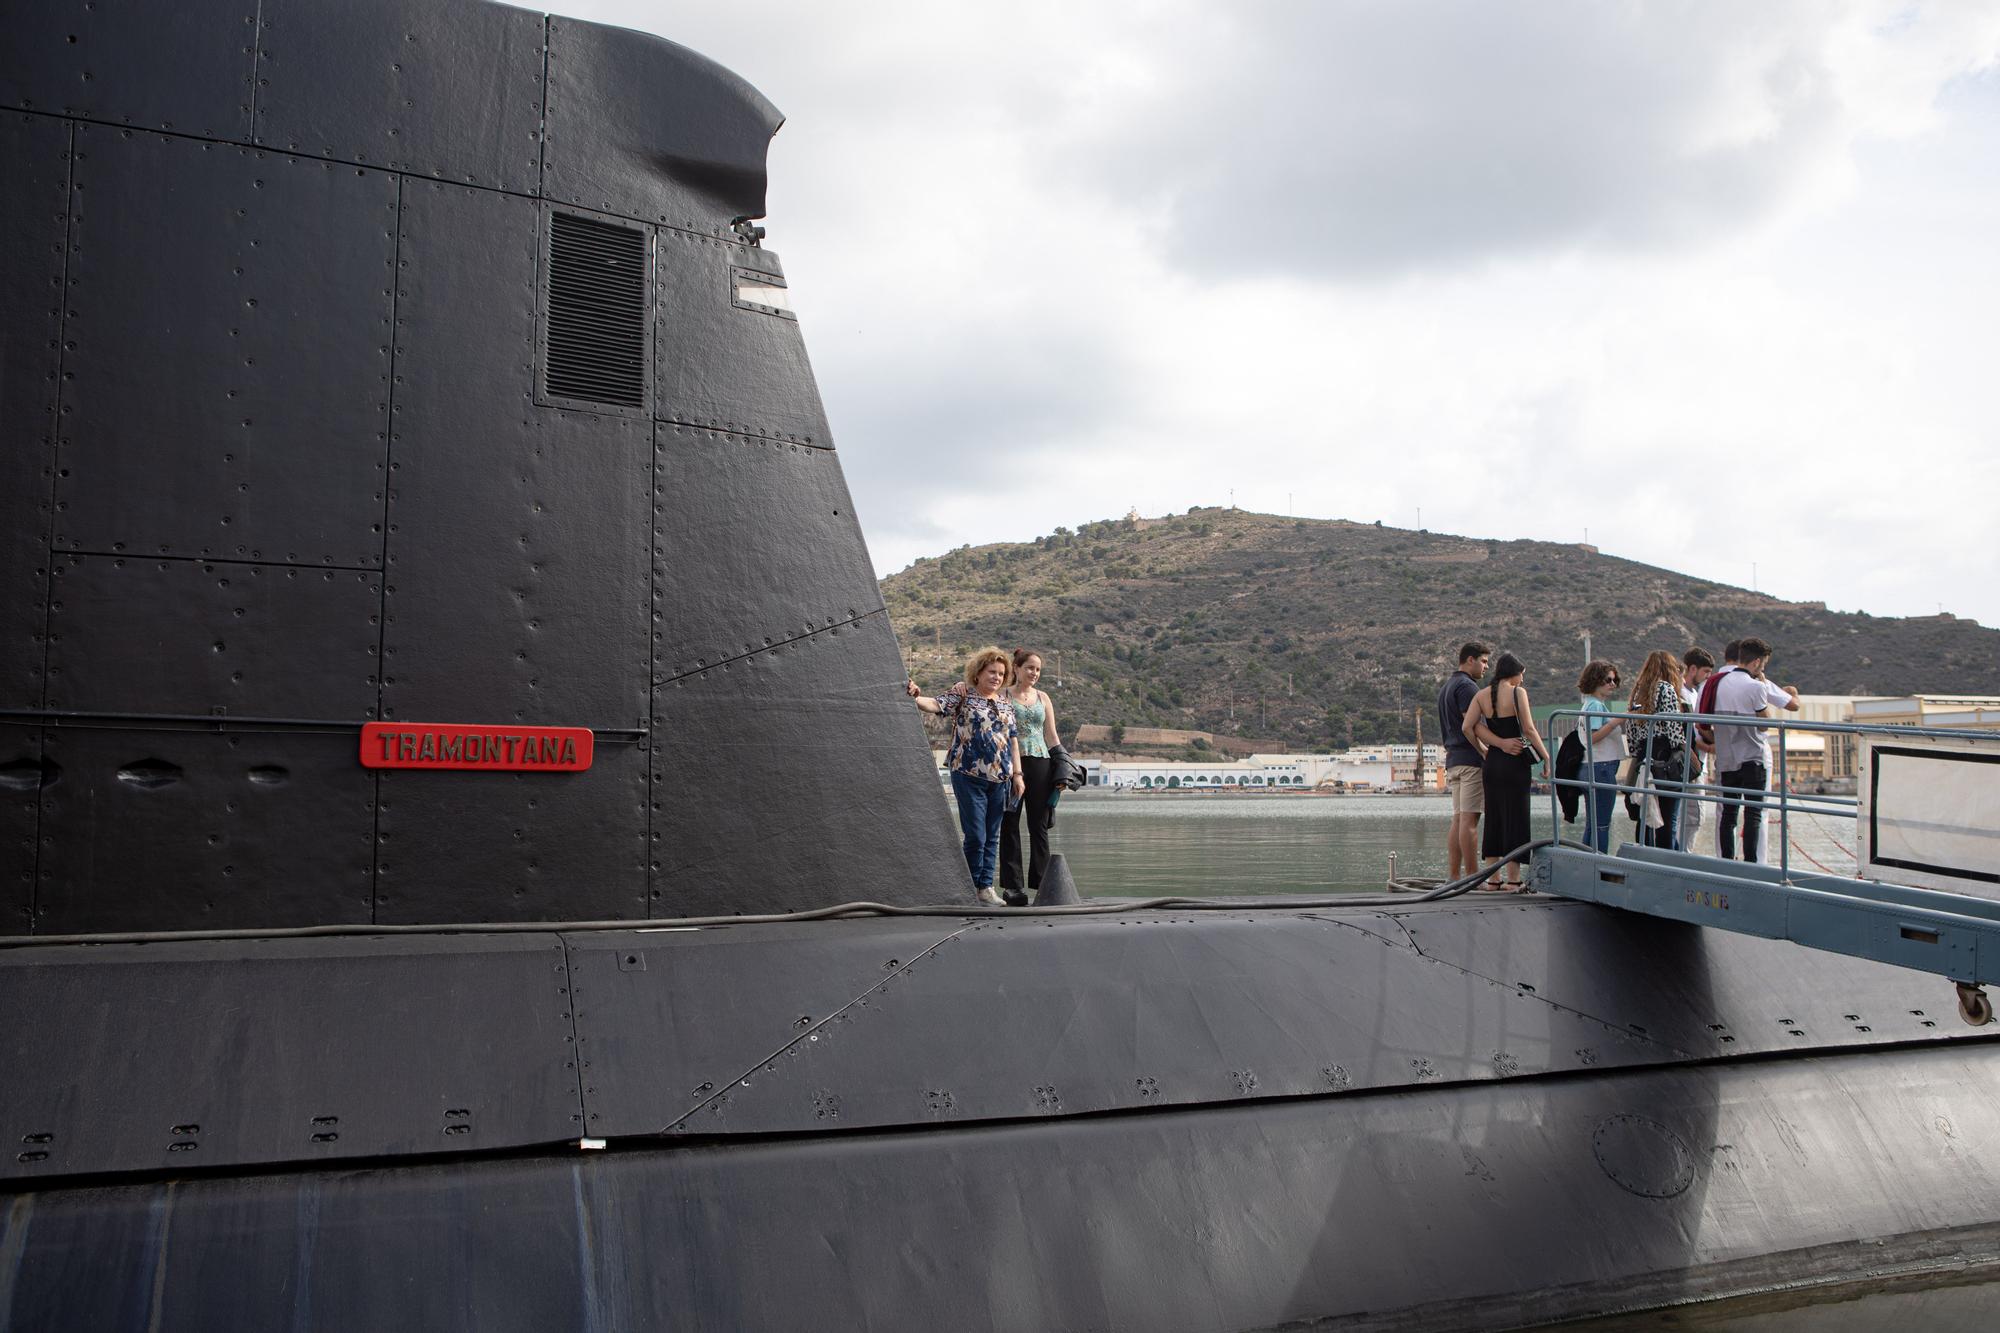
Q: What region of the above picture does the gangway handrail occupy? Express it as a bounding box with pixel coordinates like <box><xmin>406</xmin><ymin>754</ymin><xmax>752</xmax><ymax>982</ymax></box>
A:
<box><xmin>1541</xmin><ymin>706</ymin><xmax>1997</xmax><ymax>879</ymax></box>
<box><xmin>1536</xmin><ymin>707</ymin><xmax>2000</xmax><ymax>1025</ymax></box>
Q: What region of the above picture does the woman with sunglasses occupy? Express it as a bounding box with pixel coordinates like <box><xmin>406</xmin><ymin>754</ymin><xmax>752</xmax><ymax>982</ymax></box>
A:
<box><xmin>1576</xmin><ymin>659</ymin><xmax>1624</xmax><ymax>853</ymax></box>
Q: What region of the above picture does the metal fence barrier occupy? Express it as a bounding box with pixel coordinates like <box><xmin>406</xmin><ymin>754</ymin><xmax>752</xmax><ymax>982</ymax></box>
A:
<box><xmin>1544</xmin><ymin>706</ymin><xmax>1997</xmax><ymax>883</ymax></box>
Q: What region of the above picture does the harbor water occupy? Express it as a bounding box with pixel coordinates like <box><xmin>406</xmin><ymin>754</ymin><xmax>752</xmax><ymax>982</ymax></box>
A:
<box><xmin>1024</xmin><ymin>791</ymin><xmax>1863</xmax><ymax>898</ymax></box>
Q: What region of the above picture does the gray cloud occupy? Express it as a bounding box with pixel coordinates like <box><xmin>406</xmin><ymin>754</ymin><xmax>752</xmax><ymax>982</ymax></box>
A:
<box><xmin>1076</xmin><ymin>1</ymin><xmax>1857</xmax><ymax>278</ymax></box>
<box><xmin>547</xmin><ymin>1</ymin><xmax>2000</xmax><ymax>625</ymax></box>
<box><xmin>815</xmin><ymin>312</ymin><xmax>1141</xmax><ymax>564</ymax></box>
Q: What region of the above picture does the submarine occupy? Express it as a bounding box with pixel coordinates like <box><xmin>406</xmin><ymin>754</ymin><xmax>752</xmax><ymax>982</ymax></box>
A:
<box><xmin>5</xmin><ymin>1</ymin><xmax>2000</xmax><ymax>1328</ymax></box>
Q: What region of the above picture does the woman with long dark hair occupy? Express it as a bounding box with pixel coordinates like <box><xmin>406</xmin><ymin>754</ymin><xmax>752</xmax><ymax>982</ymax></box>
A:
<box><xmin>998</xmin><ymin>648</ymin><xmax>1061</xmax><ymax>905</ymax></box>
<box><xmin>1460</xmin><ymin>652</ymin><xmax>1551</xmax><ymax>891</ymax></box>
<box><xmin>1626</xmin><ymin>650</ymin><xmax>1688</xmax><ymax>849</ymax></box>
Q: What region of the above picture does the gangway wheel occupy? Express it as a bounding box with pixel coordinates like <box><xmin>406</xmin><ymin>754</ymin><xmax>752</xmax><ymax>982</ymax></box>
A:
<box><xmin>1956</xmin><ymin>982</ymin><xmax>1994</xmax><ymax>1028</ymax></box>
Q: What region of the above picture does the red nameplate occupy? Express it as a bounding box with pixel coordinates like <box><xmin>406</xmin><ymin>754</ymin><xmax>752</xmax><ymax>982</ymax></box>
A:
<box><xmin>360</xmin><ymin>722</ymin><xmax>594</xmax><ymax>771</ymax></box>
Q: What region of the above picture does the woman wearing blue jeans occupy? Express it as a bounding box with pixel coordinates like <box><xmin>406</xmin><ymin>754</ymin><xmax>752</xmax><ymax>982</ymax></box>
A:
<box><xmin>908</xmin><ymin>646</ymin><xmax>1024</xmax><ymax>905</ymax></box>
<box><xmin>1577</xmin><ymin>659</ymin><xmax>1624</xmax><ymax>853</ymax></box>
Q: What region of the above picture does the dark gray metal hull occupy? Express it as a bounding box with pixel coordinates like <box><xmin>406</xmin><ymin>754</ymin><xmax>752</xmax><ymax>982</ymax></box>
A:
<box><xmin>7</xmin><ymin>1049</ymin><xmax>2000</xmax><ymax>1332</ymax></box>
<box><xmin>6</xmin><ymin>1</ymin><xmax>2000</xmax><ymax>1328</ymax></box>
<box><xmin>8</xmin><ymin>896</ymin><xmax>2000</xmax><ymax>1328</ymax></box>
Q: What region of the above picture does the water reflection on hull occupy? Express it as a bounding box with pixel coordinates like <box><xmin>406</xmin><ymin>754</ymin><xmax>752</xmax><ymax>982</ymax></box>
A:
<box><xmin>1553</xmin><ymin>1252</ymin><xmax>2000</xmax><ymax>1330</ymax></box>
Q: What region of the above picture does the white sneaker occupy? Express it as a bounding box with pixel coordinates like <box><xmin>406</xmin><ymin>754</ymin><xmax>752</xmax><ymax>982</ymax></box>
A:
<box><xmin>976</xmin><ymin>887</ymin><xmax>1003</xmax><ymax>906</ymax></box>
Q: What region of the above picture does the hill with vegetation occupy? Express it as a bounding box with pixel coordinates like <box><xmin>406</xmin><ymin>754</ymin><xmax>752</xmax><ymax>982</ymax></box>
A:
<box><xmin>883</xmin><ymin>508</ymin><xmax>2000</xmax><ymax>751</ymax></box>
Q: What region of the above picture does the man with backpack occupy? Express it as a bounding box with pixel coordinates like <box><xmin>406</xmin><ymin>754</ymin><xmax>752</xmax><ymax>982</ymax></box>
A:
<box><xmin>1692</xmin><ymin>640</ymin><xmax>1743</xmax><ymax>759</ymax></box>
<box><xmin>1705</xmin><ymin>637</ymin><xmax>1799</xmax><ymax>863</ymax></box>
<box><xmin>1695</xmin><ymin>640</ymin><xmax>1742</xmax><ymax>720</ymax></box>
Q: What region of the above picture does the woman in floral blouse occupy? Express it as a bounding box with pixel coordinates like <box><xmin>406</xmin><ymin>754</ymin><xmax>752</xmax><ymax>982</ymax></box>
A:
<box><xmin>908</xmin><ymin>646</ymin><xmax>1025</xmax><ymax>904</ymax></box>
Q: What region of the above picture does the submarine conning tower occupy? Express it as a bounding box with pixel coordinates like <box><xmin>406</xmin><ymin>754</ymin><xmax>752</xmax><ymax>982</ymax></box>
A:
<box><xmin>0</xmin><ymin>0</ymin><xmax>967</xmax><ymax>934</ymax></box>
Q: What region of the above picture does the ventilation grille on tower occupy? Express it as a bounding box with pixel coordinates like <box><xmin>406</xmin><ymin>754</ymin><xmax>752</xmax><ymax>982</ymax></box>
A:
<box><xmin>543</xmin><ymin>213</ymin><xmax>649</xmax><ymax>409</ymax></box>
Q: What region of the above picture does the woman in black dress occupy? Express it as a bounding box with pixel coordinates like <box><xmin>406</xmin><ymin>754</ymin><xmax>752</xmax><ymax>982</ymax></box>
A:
<box><xmin>1459</xmin><ymin>652</ymin><xmax>1551</xmax><ymax>890</ymax></box>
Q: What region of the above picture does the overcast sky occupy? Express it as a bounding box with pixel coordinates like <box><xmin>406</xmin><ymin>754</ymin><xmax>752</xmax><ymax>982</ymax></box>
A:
<box><xmin>550</xmin><ymin>1</ymin><xmax>1999</xmax><ymax>626</ymax></box>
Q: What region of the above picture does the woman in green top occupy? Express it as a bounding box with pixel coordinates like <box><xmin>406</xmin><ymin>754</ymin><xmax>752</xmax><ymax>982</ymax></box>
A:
<box><xmin>1576</xmin><ymin>659</ymin><xmax>1624</xmax><ymax>854</ymax></box>
<box><xmin>1000</xmin><ymin>648</ymin><xmax>1062</xmax><ymax>904</ymax></box>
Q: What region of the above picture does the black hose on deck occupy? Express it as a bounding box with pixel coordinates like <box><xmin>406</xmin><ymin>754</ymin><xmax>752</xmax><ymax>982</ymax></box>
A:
<box><xmin>0</xmin><ymin>841</ymin><xmax>1576</xmax><ymax>950</ymax></box>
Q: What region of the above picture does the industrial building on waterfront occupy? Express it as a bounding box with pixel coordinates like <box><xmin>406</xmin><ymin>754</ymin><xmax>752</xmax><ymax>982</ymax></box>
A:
<box><xmin>1084</xmin><ymin>744</ymin><xmax>1447</xmax><ymax>791</ymax></box>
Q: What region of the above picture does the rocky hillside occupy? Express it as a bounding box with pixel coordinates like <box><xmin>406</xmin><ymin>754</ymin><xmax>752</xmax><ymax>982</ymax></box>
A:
<box><xmin>883</xmin><ymin>508</ymin><xmax>1999</xmax><ymax>749</ymax></box>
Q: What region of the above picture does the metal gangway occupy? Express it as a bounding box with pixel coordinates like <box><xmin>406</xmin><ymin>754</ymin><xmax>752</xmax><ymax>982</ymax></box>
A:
<box><xmin>1536</xmin><ymin>707</ymin><xmax>2000</xmax><ymax>1026</ymax></box>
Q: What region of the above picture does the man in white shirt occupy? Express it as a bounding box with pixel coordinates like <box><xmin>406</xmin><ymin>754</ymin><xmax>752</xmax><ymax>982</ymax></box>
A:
<box><xmin>1677</xmin><ymin>647</ymin><xmax>1715</xmax><ymax>852</ymax></box>
<box><xmin>1709</xmin><ymin>636</ymin><xmax>1800</xmax><ymax>863</ymax></box>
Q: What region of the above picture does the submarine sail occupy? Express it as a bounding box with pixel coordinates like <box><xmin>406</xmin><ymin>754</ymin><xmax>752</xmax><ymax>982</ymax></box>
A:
<box><xmin>0</xmin><ymin>0</ymin><xmax>967</xmax><ymax>933</ymax></box>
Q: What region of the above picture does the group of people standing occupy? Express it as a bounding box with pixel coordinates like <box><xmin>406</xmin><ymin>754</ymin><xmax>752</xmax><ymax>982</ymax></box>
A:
<box><xmin>1575</xmin><ymin>650</ymin><xmax>1696</xmax><ymax>854</ymax></box>
<box><xmin>1438</xmin><ymin>636</ymin><xmax>1801</xmax><ymax>889</ymax></box>
<box><xmin>907</xmin><ymin>647</ymin><xmax>1062</xmax><ymax>904</ymax></box>
<box><xmin>1575</xmin><ymin>637</ymin><xmax>1800</xmax><ymax>861</ymax></box>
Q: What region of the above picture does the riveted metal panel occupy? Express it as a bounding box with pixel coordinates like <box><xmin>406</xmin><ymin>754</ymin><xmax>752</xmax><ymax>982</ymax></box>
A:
<box><xmin>650</xmin><ymin>615</ymin><xmax>981</xmax><ymax>916</ymax></box>
<box><xmin>542</xmin><ymin>16</ymin><xmax>781</xmax><ymax>233</ymax></box>
<box><xmin>0</xmin><ymin>933</ymin><xmax>580</xmax><ymax>1183</ymax></box>
<box><xmin>35</xmin><ymin>730</ymin><xmax>373</xmax><ymax>933</ymax></box>
<box><xmin>382</xmin><ymin>181</ymin><xmax>651</xmax><ymax>730</ymax></box>
<box><xmin>0</xmin><ymin>725</ymin><xmax>42</xmax><ymax>934</ymax></box>
<box><xmin>654</xmin><ymin>423</ymin><xmax>879</xmax><ymax>680</ymax></box>
<box><xmin>575</xmin><ymin>910</ymin><xmax>1669</xmax><ymax>1138</ymax></box>
<box><xmin>46</xmin><ymin>554</ymin><xmax>380</xmax><ymax>719</ymax></box>
<box><xmin>563</xmin><ymin>920</ymin><xmax>974</xmax><ymax>1132</ymax></box>
<box><xmin>1393</xmin><ymin>899</ymin><xmax>1974</xmax><ymax>1055</ymax></box>
<box><xmin>56</xmin><ymin>127</ymin><xmax>396</xmax><ymax>567</ymax></box>
<box><xmin>252</xmin><ymin>0</ymin><xmax>546</xmax><ymax>192</ymax></box>
<box><xmin>0</xmin><ymin>0</ymin><xmax>257</xmax><ymax>141</ymax></box>
<box><xmin>372</xmin><ymin>744</ymin><xmax>647</xmax><ymax>923</ymax></box>
<box><xmin>0</xmin><ymin>114</ymin><xmax>70</xmax><ymax>710</ymax></box>
<box><xmin>655</xmin><ymin>238</ymin><xmax>831</xmax><ymax>445</ymax></box>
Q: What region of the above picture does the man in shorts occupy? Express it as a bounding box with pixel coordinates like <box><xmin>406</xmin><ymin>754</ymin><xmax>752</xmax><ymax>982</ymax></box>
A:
<box><xmin>1437</xmin><ymin>641</ymin><xmax>1491</xmax><ymax>881</ymax></box>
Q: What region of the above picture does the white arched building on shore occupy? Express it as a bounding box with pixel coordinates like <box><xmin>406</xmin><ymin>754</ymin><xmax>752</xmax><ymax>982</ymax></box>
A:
<box><xmin>1087</xmin><ymin>745</ymin><xmax>1444</xmax><ymax>792</ymax></box>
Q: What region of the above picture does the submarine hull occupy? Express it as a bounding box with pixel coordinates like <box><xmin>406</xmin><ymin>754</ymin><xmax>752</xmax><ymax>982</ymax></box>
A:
<box><xmin>7</xmin><ymin>1046</ymin><xmax>2000</xmax><ymax>1332</ymax></box>
<box><xmin>9</xmin><ymin>897</ymin><xmax>2000</xmax><ymax>1328</ymax></box>
<box><xmin>6</xmin><ymin>1</ymin><xmax>2000</xmax><ymax>1328</ymax></box>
